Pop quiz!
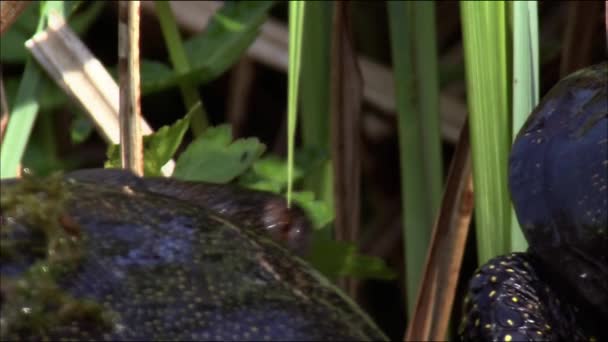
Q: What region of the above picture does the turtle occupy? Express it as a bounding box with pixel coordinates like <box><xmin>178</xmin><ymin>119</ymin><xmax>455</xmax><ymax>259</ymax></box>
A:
<box><xmin>0</xmin><ymin>170</ymin><xmax>388</xmax><ymax>341</ymax></box>
<box><xmin>459</xmin><ymin>62</ymin><xmax>607</xmax><ymax>341</ymax></box>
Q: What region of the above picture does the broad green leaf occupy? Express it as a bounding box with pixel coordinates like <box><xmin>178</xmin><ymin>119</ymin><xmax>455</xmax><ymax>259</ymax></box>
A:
<box><xmin>239</xmin><ymin>155</ymin><xmax>304</xmax><ymax>191</ymax></box>
<box><xmin>105</xmin><ymin>108</ymin><xmax>193</xmax><ymax>176</ymax></box>
<box><xmin>307</xmin><ymin>236</ymin><xmax>396</xmax><ymax>280</ymax></box>
<box><xmin>140</xmin><ymin>60</ymin><xmax>179</xmax><ymax>94</ymax></box>
<box><xmin>0</xmin><ymin>4</ymin><xmax>38</xmax><ymax>63</ymax></box>
<box><xmin>291</xmin><ymin>191</ymin><xmax>333</xmax><ymax>230</ymax></box>
<box><xmin>70</xmin><ymin>114</ymin><xmax>94</xmax><ymax>144</ymax></box>
<box><xmin>140</xmin><ymin>1</ymin><xmax>274</xmax><ymax>95</ymax></box>
<box><xmin>173</xmin><ymin>124</ymin><xmax>265</xmax><ymax>183</ymax></box>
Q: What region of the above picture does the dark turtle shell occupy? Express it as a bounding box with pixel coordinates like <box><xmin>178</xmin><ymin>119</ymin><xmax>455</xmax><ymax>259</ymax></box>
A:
<box><xmin>0</xmin><ymin>173</ymin><xmax>388</xmax><ymax>341</ymax></box>
<box><xmin>461</xmin><ymin>63</ymin><xmax>607</xmax><ymax>341</ymax></box>
<box><xmin>508</xmin><ymin>62</ymin><xmax>607</xmax><ymax>319</ymax></box>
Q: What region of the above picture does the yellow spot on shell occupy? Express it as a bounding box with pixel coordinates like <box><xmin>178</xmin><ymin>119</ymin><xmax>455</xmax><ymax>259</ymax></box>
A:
<box><xmin>489</xmin><ymin>290</ymin><xmax>496</xmax><ymax>298</ymax></box>
<box><xmin>506</xmin><ymin>268</ymin><xmax>514</xmax><ymax>273</ymax></box>
<box><xmin>475</xmin><ymin>319</ymin><xmax>480</xmax><ymax>327</ymax></box>
<box><xmin>491</xmin><ymin>276</ymin><xmax>497</xmax><ymax>283</ymax></box>
<box><xmin>489</xmin><ymin>265</ymin><xmax>495</xmax><ymax>269</ymax></box>
<box><xmin>511</xmin><ymin>296</ymin><xmax>518</xmax><ymax>303</ymax></box>
<box><xmin>545</xmin><ymin>324</ymin><xmax>551</xmax><ymax>330</ymax></box>
<box><xmin>484</xmin><ymin>324</ymin><xmax>491</xmax><ymax>329</ymax></box>
<box><xmin>537</xmin><ymin>331</ymin><xmax>542</xmax><ymax>335</ymax></box>
<box><xmin>505</xmin><ymin>334</ymin><xmax>512</xmax><ymax>341</ymax></box>
<box><xmin>507</xmin><ymin>319</ymin><xmax>513</xmax><ymax>326</ymax></box>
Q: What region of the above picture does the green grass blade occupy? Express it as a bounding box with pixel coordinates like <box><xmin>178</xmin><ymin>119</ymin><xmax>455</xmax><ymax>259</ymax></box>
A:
<box><xmin>0</xmin><ymin>0</ymin><xmax>64</xmax><ymax>179</ymax></box>
<box><xmin>155</xmin><ymin>0</ymin><xmax>208</xmax><ymax>136</ymax></box>
<box><xmin>387</xmin><ymin>1</ymin><xmax>443</xmax><ymax>316</ymax></box>
<box><xmin>460</xmin><ymin>1</ymin><xmax>512</xmax><ymax>263</ymax></box>
<box><xmin>286</xmin><ymin>1</ymin><xmax>305</xmax><ymax>206</ymax></box>
<box><xmin>299</xmin><ymin>1</ymin><xmax>333</xmax><ymax>232</ymax></box>
<box><xmin>510</xmin><ymin>0</ymin><xmax>539</xmax><ymax>252</ymax></box>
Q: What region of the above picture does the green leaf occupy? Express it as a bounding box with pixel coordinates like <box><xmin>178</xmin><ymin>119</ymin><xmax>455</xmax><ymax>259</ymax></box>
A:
<box><xmin>239</xmin><ymin>155</ymin><xmax>304</xmax><ymax>192</ymax></box>
<box><xmin>291</xmin><ymin>191</ymin><xmax>333</xmax><ymax>230</ymax></box>
<box><xmin>140</xmin><ymin>1</ymin><xmax>274</xmax><ymax>95</ymax></box>
<box><xmin>173</xmin><ymin>124</ymin><xmax>266</xmax><ymax>183</ymax></box>
<box><xmin>0</xmin><ymin>3</ymin><xmax>38</xmax><ymax>63</ymax></box>
<box><xmin>105</xmin><ymin>107</ymin><xmax>193</xmax><ymax>176</ymax></box>
<box><xmin>140</xmin><ymin>60</ymin><xmax>179</xmax><ymax>94</ymax></box>
<box><xmin>307</xmin><ymin>236</ymin><xmax>396</xmax><ymax>280</ymax></box>
<box><xmin>70</xmin><ymin>114</ymin><xmax>94</xmax><ymax>144</ymax></box>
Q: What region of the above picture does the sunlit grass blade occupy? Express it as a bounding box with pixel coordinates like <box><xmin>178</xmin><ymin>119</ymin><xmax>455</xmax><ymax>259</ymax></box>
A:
<box><xmin>510</xmin><ymin>0</ymin><xmax>539</xmax><ymax>252</ymax></box>
<box><xmin>387</xmin><ymin>1</ymin><xmax>443</xmax><ymax>316</ymax></box>
<box><xmin>286</xmin><ymin>1</ymin><xmax>305</xmax><ymax>206</ymax></box>
<box><xmin>460</xmin><ymin>1</ymin><xmax>512</xmax><ymax>263</ymax></box>
<box><xmin>0</xmin><ymin>0</ymin><xmax>68</xmax><ymax>179</ymax></box>
<box><xmin>155</xmin><ymin>0</ymin><xmax>208</xmax><ymax>136</ymax></box>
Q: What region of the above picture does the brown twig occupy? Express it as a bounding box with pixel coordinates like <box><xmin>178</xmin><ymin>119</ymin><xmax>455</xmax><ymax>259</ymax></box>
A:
<box><xmin>0</xmin><ymin>0</ymin><xmax>31</xmax><ymax>36</ymax></box>
<box><xmin>227</xmin><ymin>56</ymin><xmax>256</xmax><ymax>138</ymax></box>
<box><xmin>331</xmin><ymin>1</ymin><xmax>363</xmax><ymax>299</ymax></box>
<box><xmin>0</xmin><ymin>67</ymin><xmax>9</xmax><ymax>143</ymax></box>
<box><xmin>118</xmin><ymin>1</ymin><xmax>143</xmax><ymax>176</ymax></box>
<box><xmin>404</xmin><ymin>119</ymin><xmax>474</xmax><ymax>341</ymax></box>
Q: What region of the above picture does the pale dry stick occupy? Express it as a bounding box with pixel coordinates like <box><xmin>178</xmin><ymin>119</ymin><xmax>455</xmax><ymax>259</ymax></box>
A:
<box><xmin>0</xmin><ymin>0</ymin><xmax>31</xmax><ymax>36</ymax></box>
<box><xmin>118</xmin><ymin>1</ymin><xmax>143</xmax><ymax>176</ymax></box>
<box><xmin>139</xmin><ymin>1</ymin><xmax>466</xmax><ymax>143</ymax></box>
<box><xmin>405</xmin><ymin>120</ymin><xmax>474</xmax><ymax>341</ymax></box>
<box><xmin>25</xmin><ymin>14</ymin><xmax>175</xmax><ymax>176</ymax></box>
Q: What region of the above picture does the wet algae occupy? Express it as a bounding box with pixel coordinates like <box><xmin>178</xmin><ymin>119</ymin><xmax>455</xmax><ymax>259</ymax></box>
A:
<box><xmin>0</xmin><ymin>173</ymin><xmax>388</xmax><ymax>341</ymax></box>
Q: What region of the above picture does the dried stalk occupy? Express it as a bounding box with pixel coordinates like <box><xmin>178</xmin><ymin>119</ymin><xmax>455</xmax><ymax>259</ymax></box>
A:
<box><xmin>0</xmin><ymin>69</ymin><xmax>8</xmax><ymax>143</ymax></box>
<box><xmin>0</xmin><ymin>0</ymin><xmax>31</xmax><ymax>36</ymax></box>
<box><xmin>26</xmin><ymin>14</ymin><xmax>175</xmax><ymax>176</ymax></box>
<box><xmin>331</xmin><ymin>1</ymin><xmax>363</xmax><ymax>299</ymax></box>
<box><xmin>118</xmin><ymin>1</ymin><xmax>143</xmax><ymax>176</ymax></box>
<box><xmin>404</xmin><ymin>119</ymin><xmax>474</xmax><ymax>341</ymax></box>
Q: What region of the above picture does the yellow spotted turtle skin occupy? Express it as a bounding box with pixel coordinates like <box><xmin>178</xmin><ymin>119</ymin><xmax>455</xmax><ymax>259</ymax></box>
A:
<box><xmin>460</xmin><ymin>253</ymin><xmax>594</xmax><ymax>341</ymax></box>
<box><xmin>0</xmin><ymin>178</ymin><xmax>388</xmax><ymax>341</ymax></box>
<box><xmin>461</xmin><ymin>63</ymin><xmax>607</xmax><ymax>341</ymax></box>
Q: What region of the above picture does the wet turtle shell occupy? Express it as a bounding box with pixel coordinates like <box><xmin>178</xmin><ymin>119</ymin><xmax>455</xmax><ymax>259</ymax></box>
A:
<box><xmin>509</xmin><ymin>62</ymin><xmax>607</xmax><ymax>318</ymax></box>
<box><xmin>0</xmin><ymin>173</ymin><xmax>387</xmax><ymax>341</ymax></box>
<box><xmin>461</xmin><ymin>62</ymin><xmax>607</xmax><ymax>341</ymax></box>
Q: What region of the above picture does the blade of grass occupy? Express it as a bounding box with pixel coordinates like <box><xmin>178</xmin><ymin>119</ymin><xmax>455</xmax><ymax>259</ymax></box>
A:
<box><xmin>300</xmin><ymin>1</ymin><xmax>333</xmax><ymax>237</ymax></box>
<box><xmin>0</xmin><ymin>1</ymin><xmax>51</xmax><ymax>179</ymax></box>
<box><xmin>387</xmin><ymin>1</ymin><xmax>443</xmax><ymax>316</ymax></box>
<box><xmin>510</xmin><ymin>0</ymin><xmax>538</xmax><ymax>252</ymax></box>
<box><xmin>460</xmin><ymin>1</ymin><xmax>512</xmax><ymax>263</ymax></box>
<box><xmin>286</xmin><ymin>1</ymin><xmax>305</xmax><ymax>206</ymax></box>
<box><xmin>154</xmin><ymin>0</ymin><xmax>208</xmax><ymax>136</ymax></box>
